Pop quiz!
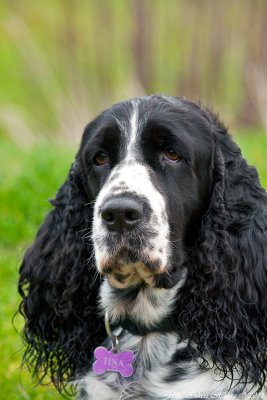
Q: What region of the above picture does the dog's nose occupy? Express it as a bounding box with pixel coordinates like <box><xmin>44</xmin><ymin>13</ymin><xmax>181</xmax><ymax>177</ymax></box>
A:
<box><xmin>101</xmin><ymin>198</ymin><xmax>143</xmax><ymax>232</ymax></box>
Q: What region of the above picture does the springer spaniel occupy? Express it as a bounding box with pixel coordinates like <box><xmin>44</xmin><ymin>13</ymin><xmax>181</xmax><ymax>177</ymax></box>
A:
<box><xmin>19</xmin><ymin>95</ymin><xmax>267</xmax><ymax>399</ymax></box>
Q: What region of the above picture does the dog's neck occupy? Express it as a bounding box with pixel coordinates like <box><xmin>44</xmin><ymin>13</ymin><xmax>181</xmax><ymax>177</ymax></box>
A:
<box><xmin>99</xmin><ymin>278</ymin><xmax>183</xmax><ymax>333</ymax></box>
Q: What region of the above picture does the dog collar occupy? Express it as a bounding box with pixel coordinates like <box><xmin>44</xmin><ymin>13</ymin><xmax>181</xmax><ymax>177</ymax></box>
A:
<box><xmin>119</xmin><ymin>316</ymin><xmax>176</xmax><ymax>336</ymax></box>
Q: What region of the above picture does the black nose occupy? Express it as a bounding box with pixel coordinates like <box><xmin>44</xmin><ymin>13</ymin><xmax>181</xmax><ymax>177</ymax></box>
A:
<box><xmin>101</xmin><ymin>198</ymin><xmax>143</xmax><ymax>232</ymax></box>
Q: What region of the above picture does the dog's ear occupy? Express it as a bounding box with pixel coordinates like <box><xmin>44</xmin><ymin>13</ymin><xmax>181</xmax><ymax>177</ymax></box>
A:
<box><xmin>179</xmin><ymin>113</ymin><xmax>267</xmax><ymax>390</ymax></box>
<box><xmin>18</xmin><ymin>155</ymin><xmax>106</xmax><ymax>393</ymax></box>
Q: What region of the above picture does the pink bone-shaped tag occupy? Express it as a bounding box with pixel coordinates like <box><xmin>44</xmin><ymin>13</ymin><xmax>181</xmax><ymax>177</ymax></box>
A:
<box><xmin>93</xmin><ymin>346</ymin><xmax>135</xmax><ymax>377</ymax></box>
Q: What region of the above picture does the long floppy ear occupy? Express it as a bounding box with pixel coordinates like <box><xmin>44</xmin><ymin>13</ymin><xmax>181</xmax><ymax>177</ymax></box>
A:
<box><xmin>179</xmin><ymin>114</ymin><xmax>267</xmax><ymax>391</ymax></box>
<box><xmin>18</xmin><ymin>155</ymin><xmax>106</xmax><ymax>393</ymax></box>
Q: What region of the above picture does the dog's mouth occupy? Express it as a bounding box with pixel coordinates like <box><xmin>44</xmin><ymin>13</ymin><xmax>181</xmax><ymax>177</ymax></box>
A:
<box><xmin>98</xmin><ymin>248</ymin><xmax>177</xmax><ymax>289</ymax></box>
<box><xmin>99</xmin><ymin>248</ymin><xmax>166</xmax><ymax>289</ymax></box>
<box><xmin>106</xmin><ymin>262</ymin><xmax>155</xmax><ymax>289</ymax></box>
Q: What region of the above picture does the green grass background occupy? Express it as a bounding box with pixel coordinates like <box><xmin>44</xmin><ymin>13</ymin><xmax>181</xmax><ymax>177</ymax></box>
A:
<box><xmin>0</xmin><ymin>139</ymin><xmax>75</xmax><ymax>399</ymax></box>
<box><xmin>0</xmin><ymin>133</ymin><xmax>266</xmax><ymax>399</ymax></box>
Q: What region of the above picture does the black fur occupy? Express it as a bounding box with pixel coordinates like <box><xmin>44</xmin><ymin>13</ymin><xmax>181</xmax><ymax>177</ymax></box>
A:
<box><xmin>177</xmin><ymin>113</ymin><xmax>267</xmax><ymax>391</ymax></box>
<box><xmin>18</xmin><ymin>159</ymin><xmax>106</xmax><ymax>391</ymax></box>
<box><xmin>18</xmin><ymin>96</ymin><xmax>267</xmax><ymax>395</ymax></box>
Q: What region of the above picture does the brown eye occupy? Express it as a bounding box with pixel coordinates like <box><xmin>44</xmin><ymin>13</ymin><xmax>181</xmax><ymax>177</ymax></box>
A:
<box><xmin>94</xmin><ymin>151</ymin><xmax>109</xmax><ymax>166</ymax></box>
<box><xmin>163</xmin><ymin>148</ymin><xmax>180</xmax><ymax>163</ymax></box>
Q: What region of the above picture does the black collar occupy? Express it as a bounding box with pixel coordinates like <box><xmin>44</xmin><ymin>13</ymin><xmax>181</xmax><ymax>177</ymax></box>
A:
<box><xmin>119</xmin><ymin>316</ymin><xmax>176</xmax><ymax>336</ymax></box>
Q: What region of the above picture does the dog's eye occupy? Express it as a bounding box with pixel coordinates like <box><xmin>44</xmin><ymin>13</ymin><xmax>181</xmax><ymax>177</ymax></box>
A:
<box><xmin>163</xmin><ymin>148</ymin><xmax>180</xmax><ymax>163</ymax></box>
<box><xmin>94</xmin><ymin>151</ymin><xmax>109</xmax><ymax>166</ymax></box>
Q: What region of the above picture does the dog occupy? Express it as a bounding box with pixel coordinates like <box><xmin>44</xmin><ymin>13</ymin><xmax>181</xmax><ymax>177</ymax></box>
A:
<box><xmin>18</xmin><ymin>95</ymin><xmax>267</xmax><ymax>399</ymax></box>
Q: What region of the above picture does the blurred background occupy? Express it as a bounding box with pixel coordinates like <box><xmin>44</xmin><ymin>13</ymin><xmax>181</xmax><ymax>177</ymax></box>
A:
<box><xmin>0</xmin><ymin>1</ymin><xmax>267</xmax><ymax>399</ymax></box>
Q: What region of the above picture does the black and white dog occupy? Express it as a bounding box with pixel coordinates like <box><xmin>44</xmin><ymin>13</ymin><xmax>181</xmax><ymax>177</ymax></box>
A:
<box><xmin>19</xmin><ymin>95</ymin><xmax>267</xmax><ymax>399</ymax></box>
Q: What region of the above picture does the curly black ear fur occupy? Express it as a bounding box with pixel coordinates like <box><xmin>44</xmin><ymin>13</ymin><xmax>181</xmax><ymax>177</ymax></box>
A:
<box><xmin>178</xmin><ymin>113</ymin><xmax>267</xmax><ymax>392</ymax></box>
<box><xmin>18</xmin><ymin>156</ymin><xmax>106</xmax><ymax>393</ymax></box>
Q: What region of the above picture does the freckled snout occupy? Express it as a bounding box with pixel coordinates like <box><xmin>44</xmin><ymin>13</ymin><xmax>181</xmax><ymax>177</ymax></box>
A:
<box><xmin>93</xmin><ymin>163</ymin><xmax>172</xmax><ymax>289</ymax></box>
<box><xmin>101</xmin><ymin>197</ymin><xmax>143</xmax><ymax>233</ymax></box>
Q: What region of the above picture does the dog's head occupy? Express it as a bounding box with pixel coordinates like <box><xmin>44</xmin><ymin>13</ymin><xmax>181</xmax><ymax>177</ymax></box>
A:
<box><xmin>84</xmin><ymin>96</ymin><xmax>212</xmax><ymax>289</ymax></box>
<box><xmin>18</xmin><ymin>95</ymin><xmax>267</xmax><ymax>393</ymax></box>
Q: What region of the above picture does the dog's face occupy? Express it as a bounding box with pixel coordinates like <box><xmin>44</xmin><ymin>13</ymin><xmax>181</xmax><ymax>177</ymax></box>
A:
<box><xmin>81</xmin><ymin>96</ymin><xmax>213</xmax><ymax>289</ymax></box>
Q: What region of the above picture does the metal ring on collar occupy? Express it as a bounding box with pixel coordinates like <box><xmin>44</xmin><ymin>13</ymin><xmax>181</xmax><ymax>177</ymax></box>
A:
<box><xmin>105</xmin><ymin>310</ymin><xmax>120</xmax><ymax>353</ymax></box>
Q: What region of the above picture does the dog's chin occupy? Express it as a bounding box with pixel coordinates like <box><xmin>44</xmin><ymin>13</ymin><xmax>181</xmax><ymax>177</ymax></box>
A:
<box><xmin>105</xmin><ymin>261</ymin><xmax>156</xmax><ymax>289</ymax></box>
<box><xmin>97</xmin><ymin>246</ymin><xmax>185</xmax><ymax>289</ymax></box>
<box><xmin>106</xmin><ymin>267</ymin><xmax>183</xmax><ymax>289</ymax></box>
<box><xmin>99</xmin><ymin>258</ymin><xmax>183</xmax><ymax>290</ymax></box>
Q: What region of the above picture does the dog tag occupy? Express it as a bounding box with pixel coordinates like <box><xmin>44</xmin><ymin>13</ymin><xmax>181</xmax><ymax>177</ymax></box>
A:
<box><xmin>93</xmin><ymin>346</ymin><xmax>135</xmax><ymax>377</ymax></box>
<box><xmin>93</xmin><ymin>311</ymin><xmax>135</xmax><ymax>377</ymax></box>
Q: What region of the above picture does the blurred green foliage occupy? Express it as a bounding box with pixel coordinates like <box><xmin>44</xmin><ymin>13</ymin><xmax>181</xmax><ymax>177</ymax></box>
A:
<box><xmin>1</xmin><ymin>0</ymin><xmax>267</xmax><ymax>145</ymax></box>
<box><xmin>0</xmin><ymin>139</ymin><xmax>75</xmax><ymax>399</ymax></box>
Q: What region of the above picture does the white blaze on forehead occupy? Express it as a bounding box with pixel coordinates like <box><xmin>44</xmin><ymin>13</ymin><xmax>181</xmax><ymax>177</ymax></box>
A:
<box><xmin>126</xmin><ymin>101</ymin><xmax>139</xmax><ymax>161</ymax></box>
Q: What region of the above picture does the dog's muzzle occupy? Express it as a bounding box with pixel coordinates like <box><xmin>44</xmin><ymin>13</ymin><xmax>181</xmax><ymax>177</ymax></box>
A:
<box><xmin>92</xmin><ymin>164</ymin><xmax>171</xmax><ymax>289</ymax></box>
<box><xmin>98</xmin><ymin>195</ymin><xmax>156</xmax><ymax>289</ymax></box>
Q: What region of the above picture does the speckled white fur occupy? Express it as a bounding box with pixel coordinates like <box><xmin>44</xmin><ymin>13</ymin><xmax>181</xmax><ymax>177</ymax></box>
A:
<box><xmin>99</xmin><ymin>276</ymin><xmax>186</xmax><ymax>327</ymax></box>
